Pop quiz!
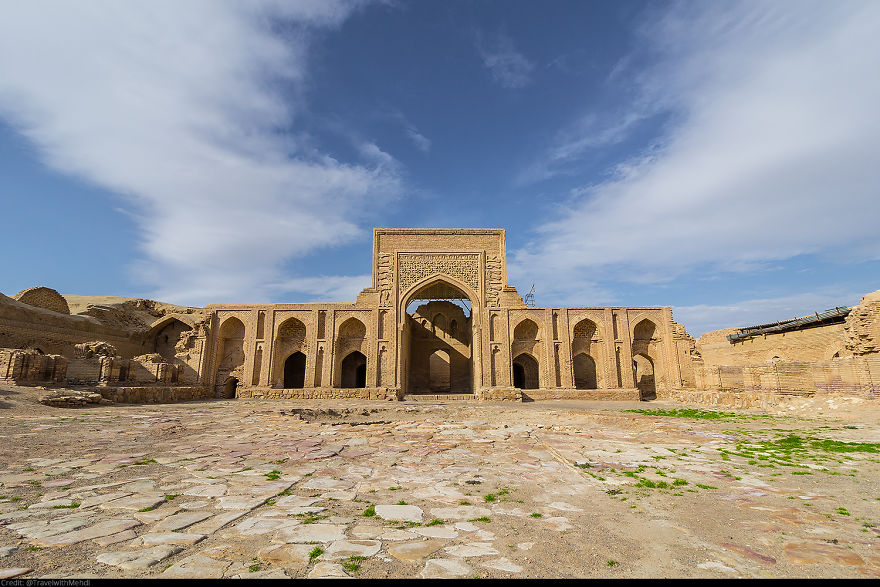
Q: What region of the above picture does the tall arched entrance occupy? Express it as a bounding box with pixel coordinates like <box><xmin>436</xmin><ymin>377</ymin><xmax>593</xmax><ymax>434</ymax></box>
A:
<box><xmin>283</xmin><ymin>352</ymin><xmax>306</xmax><ymax>389</ymax></box>
<box><xmin>402</xmin><ymin>278</ymin><xmax>474</xmax><ymax>395</ymax></box>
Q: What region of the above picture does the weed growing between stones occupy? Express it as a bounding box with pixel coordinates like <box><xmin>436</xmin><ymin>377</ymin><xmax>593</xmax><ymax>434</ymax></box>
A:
<box><xmin>469</xmin><ymin>516</ymin><xmax>491</xmax><ymax>523</ymax></box>
<box><xmin>309</xmin><ymin>547</ymin><xmax>323</xmax><ymax>561</ymax></box>
<box><xmin>426</xmin><ymin>519</ymin><xmax>444</xmax><ymax>526</ymax></box>
<box><xmin>363</xmin><ymin>504</ymin><xmax>376</xmax><ymax>517</ymax></box>
<box><xmin>264</xmin><ymin>470</ymin><xmax>281</xmax><ymax>480</ymax></box>
<box><xmin>53</xmin><ymin>502</ymin><xmax>80</xmax><ymax>509</ymax></box>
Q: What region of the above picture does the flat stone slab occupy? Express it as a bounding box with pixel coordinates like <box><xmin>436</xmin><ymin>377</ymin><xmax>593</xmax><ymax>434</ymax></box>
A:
<box><xmin>431</xmin><ymin>506</ymin><xmax>491</xmax><ymax>521</ymax></box>
<box><xmin>163</xmin><ymin>554</ymin><xmax>231</xmax><ymax>578</ymax></box>
<box><xmin>275</xmin><ymin>495</ymin><xmax>321</xmax><ymax>508</ymax></box>
<box><xmin>258</xmin><ymin>543</ymin><xmax>314</xmax><ymax>565</ymax></box>
<box><xmin>99</xmin><ymin>494</ymin><xmax>165</xmax><ymax>512</ymax></box>
<box><xmin>183</xmin><ymin>484</ymin><xmax>227</xmax><ymax>498</ymax></box>
<box><xmin>217</xmin><ymin>495</ymin><xmax>267</xmax><ymax>510</ymax></box>
<box><xmin>230</xmin><ymin>568</ymin><xmax>290</xmax><ymax>579</ymax></box>
<box><xmin>276</xmin><ymin>523</ymin><xmax>346</xmax><ymax>543</ymax></box>
<box><xmin>93</xmin><ymin>529</ymin><xmax>137</xmax><ymax>547</ymax></box>
<box><xmin>135</xmin><ymin>532</ymin><xmax>206</xmax><ymax>546</ymax></box>
<box><xmin>323</xmin><ymin>540</ymin><xmax>382</xmax><ymax>559</ymax></box>
<box><xmin>152</xmin><ymin>511</ymin><xmax>213</xmax><ymax>532</ymax></box>
<box><xmin>444</xmin><ymin>542</ymin><xmax>499</xmax><ymax>558</ymax></box>
<box><xmin>308</xmin><ymin>562</ymin><xmax>351</xmax><ymax>579</ymax></box>
<box><xmin>233</xmin><ymin>516</ymin><xmax>298</xmax><ymax>536</ymax></box>
<box><xmin>189</xmin><ymin>510</ymin><xmax>249</xmax><ymax>534</ymax></box>
<box><xmin>301</xmin><ymin>477</ymin><xmax>354</xmax><ymax>491</ymax></box>
<box><xmin>388</xmin><ymin>540</ymin><xmax>447</xmax><ymax>562</ymax></box>
<box><xmin>414</xmin><ymin>526</ymin><xmax>459</xmax><ymax>539</ymax></box>
<box><xmin>34</xmin><ymin>519</ymin><xmax>141</xmax><ymax>547</ymax></box>
<box><xmin>0</xmin><ymin>568</ymin><xmax>32</xmax><ymax>579</ymax></box>
<box><xmin>420</xmin><ymin>559</ymin><xmax>472</xmax><ymax>578</ymax></box>
<box><xmin>0</xmin><ymin>547</ymin><xmax>16</xmax><ymax>558</ymax></box>
<box><xmin>97</xmin><ymin>545</ymin><xmax>182</xmax><ymax>570</ymax></box>
<box><xmin>375</xmin><ymin>504</ymin><xmax>423</xmax><ymax>522</ymax></box>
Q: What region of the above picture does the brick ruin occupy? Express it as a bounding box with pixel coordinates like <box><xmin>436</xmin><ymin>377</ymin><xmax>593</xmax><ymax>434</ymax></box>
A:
<box><xmin>1</xmin><ymin>228</ymin><xmax>878</xmax><ymax>406</ymax></box>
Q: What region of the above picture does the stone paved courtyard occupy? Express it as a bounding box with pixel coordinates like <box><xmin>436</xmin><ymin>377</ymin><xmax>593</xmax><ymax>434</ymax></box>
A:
<box><xmin>1</xmin><ymin>385</ymin><xmax>878</xmax><ymax>579</ymax></box>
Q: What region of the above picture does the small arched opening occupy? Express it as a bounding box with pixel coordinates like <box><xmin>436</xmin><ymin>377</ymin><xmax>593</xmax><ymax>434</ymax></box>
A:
<box><xmin>428</xmin><ymin>348</ymin><xmax>451</xmax><ymax>392</ymax></box>
<box><xmin>223</xmin><ymin>376</ymin><xmax>238</xmax><ymax>398</ymax></box>
<box><xmin>513</xmin><ymin>353</ymin><xmax>539</xmax><ymax>390</ymax></box>
<box><xmin>341</xmin><ymin>351</ymin><xmax>367</xmax><ymax>388</ymax></box>
<box><xmin>283</xmin><ymin>352</ymin><xmax>306</xmax><ymax>389</ymax></box>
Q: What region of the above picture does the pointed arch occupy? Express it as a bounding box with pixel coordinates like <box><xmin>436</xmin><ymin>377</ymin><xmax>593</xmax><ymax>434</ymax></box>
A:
<box><xmin>513</xmin><ymin>318</ymin><xmax>540</xmax><ymax>341</ymax></box>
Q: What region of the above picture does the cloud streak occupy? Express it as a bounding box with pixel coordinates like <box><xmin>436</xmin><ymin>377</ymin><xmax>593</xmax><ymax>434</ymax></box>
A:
<box><xmin>476</xmin><ymin>31</ymin><xmax>534</xmax><ymax>89</ymax></box>
<box><xmin>513</xmin><ymin>1</ymin><xmax>880</xmax><ymax>307</ymax></box>
<box><xmin>0</xmin><ymin>0</ymin><xmax>395</xmax><ymax>305</ymax></box>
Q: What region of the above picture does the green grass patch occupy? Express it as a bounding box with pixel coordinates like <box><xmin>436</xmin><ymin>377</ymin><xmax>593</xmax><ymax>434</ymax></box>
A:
<box><xmin>459</xmin><ymin>500</ymin><xmax>471</xmax><ymax>505</ymax></box>
<box><xmin>53</xmin><ymin>502</ymin><xmax>80</xmax><ymax>509</ymax></box>
<box><xmin>264</xmin><ymin>470</ymin><xmax>282</xmax><ymax>481</ymax></box>
<box><xmin>363</xmin><ymin>504</ymin><xmax>376</xmax><ymax>517</ymax></box>
<box><xmin>837</xmin><ymin>507</ymin><xmax>851</xmax><ymax>516</ymax></box>
<box><xmin>607</xmin><ymin>559</ymin><xmax>618</xmax><ymax>567</ymax></box>
<box><xmin>342</xmin><ymin>561</ymin><xmax>360</xmax><ymax>573</ymax></box>
<box><xmin>165</xmin><ymin>494</ymin><xmax>179</xmax><ymax>500</ymax></box>
<box><xmin>396</xmin><ymin>500</ymin><xmax>407</xmax><ymax>505</ymax></box>
<box><xmin>389</xmin><ymin>486</ymin><xmax>402</xmax><ymax>491</ymax></box>
<box><xmin>622</xmin><ymin>408</ymin><xmax>771</xmax><ymax>420</ymax></box>
<box><xmin>309</xmin><ymin>547</ymin><xmax>323</xmax><ymax>560</ymax></box>
<box><xmin>483</xmin><ymin>493</ymin><xmax>497</xmax><ymax>503</ymax></box>
<box><xmin>426</xmin><ymin>519</ymin><xmax>445</xmax><ymax>526</ymax></box>
<box><xmin>248</xmin><ymin>564</ymin><xmax>260</xmax><ymax>572</ymax></box>
<box><xmin>695</xmin><ymin>483</ymin><xmax>717</xmax><ymax>490</ymax></box>
<box><xmin>530</xmin><ymin>512</ymin><xmax>542</xmax><ymax>518</ymax></box>
<box><xmin>132</xmin><ymin>458</ymin><xmax>156</xmax><ymax>465</ymax></box>
<box><xmin>469</xmin><ymin>516</ymin><xmax>491</xmax><ymax>523</ymax></box>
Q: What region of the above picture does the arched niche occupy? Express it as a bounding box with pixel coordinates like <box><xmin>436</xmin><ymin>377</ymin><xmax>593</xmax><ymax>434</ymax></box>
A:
<box><xmin>274</xmin><ymin>317</ymin><xmax>306</xmax><ymax>385</ymax></box>
<box><xmin>216</xmin><ymin>317</ymin><xmax>245</xmax><ymax>397</ymax></box>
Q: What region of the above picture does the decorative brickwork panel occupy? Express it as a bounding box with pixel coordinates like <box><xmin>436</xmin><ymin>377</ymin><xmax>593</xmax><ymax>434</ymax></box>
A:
<box><xmin>485</xmin><ymin>254</ymin><xmax>502</xmax><ymax>307</ymax></box>
<box><xmin>398</xmin><ymin>253</ymin><xmax>479</xmax><ymax>294</ymax></box>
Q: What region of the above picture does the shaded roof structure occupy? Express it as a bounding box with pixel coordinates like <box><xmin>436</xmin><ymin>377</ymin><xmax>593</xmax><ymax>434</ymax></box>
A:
<box><xmin>727</xmin><ymin>307</ymin><xmax>851</xmax><ymax>343</ymax></box>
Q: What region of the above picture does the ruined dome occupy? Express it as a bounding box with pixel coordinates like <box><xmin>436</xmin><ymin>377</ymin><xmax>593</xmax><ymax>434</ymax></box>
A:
<box><xmin>13</xmin><ymin>286</ymin><xmax>70</xmax><ymax>315</ymax></box>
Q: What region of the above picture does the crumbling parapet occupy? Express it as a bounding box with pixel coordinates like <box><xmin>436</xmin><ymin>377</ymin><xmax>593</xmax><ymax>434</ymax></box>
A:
<box><xmin>0</xmin><ymin>348</ymin><xmax>67</xmax><ymax>385</ymax></box>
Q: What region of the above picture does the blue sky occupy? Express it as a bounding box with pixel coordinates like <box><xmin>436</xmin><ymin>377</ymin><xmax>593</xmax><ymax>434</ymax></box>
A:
<box><xmin>1</xmin><ymin>0</ymin><xmax>879</xmax><ymax>337</ymax></box>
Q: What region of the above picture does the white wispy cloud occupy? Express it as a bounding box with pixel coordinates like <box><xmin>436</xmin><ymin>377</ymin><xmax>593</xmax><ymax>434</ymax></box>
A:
<box><xmin>476</xmin><ymin>31</ymin><xmax>534</xmax><ymax>89</ymax></box>
<box><xmin>269</xmin><ymin>274</ymin><xmax>372</xmax><ymax>302</ymax></box>
<box><xmin>513</xmin><ymin>1</ymin><xmax>880</xmax><ymax>313</ymax></box>
<box><xmin>0</xmin><ymin>0</ymin><xmax>395</xmax><ymax>305</ymax></box>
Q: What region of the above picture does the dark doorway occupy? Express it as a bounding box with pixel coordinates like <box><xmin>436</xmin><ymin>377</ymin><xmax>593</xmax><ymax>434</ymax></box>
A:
<box><xmin>284</xmin><ymin>352</ymin><xmax>306</xmax><ymax>388</ymax></box>
<box><xmin>512</xmin><ymin>354</ymin><xmax>539</xmax><ymax>389</ymax></box>
<box><xmin>341</xmin><ymin>351</ymin><xmax>367</xmax><ymax>388</ymax></box>
<box><xmin>223</xmin><ymin>376</ymin><xmax>238</xmax><ymax>398</ymax></box>
<box><xmin>513</xmin><ymin>363</ymin><xmax>525</xmax><ymax>389</ymax></box>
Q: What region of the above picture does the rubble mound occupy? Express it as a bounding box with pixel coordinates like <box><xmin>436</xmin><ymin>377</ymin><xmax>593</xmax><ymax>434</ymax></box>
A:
<box><xmin>39</xmin><ymin>389</ymin><xmax>113</xmax><ymax>408</ymax></box>
<box><xmin>74</xmin><ymin>341</ymin><xmax>119</xmax><ymax>359</ymax></box>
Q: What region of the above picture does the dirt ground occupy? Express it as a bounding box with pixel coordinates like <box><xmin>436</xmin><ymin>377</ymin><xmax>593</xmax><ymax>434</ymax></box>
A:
<box><xmin>1</xmin><ymin>384</ymin><xmax>878</xmax><ymax>579</ymax></box>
